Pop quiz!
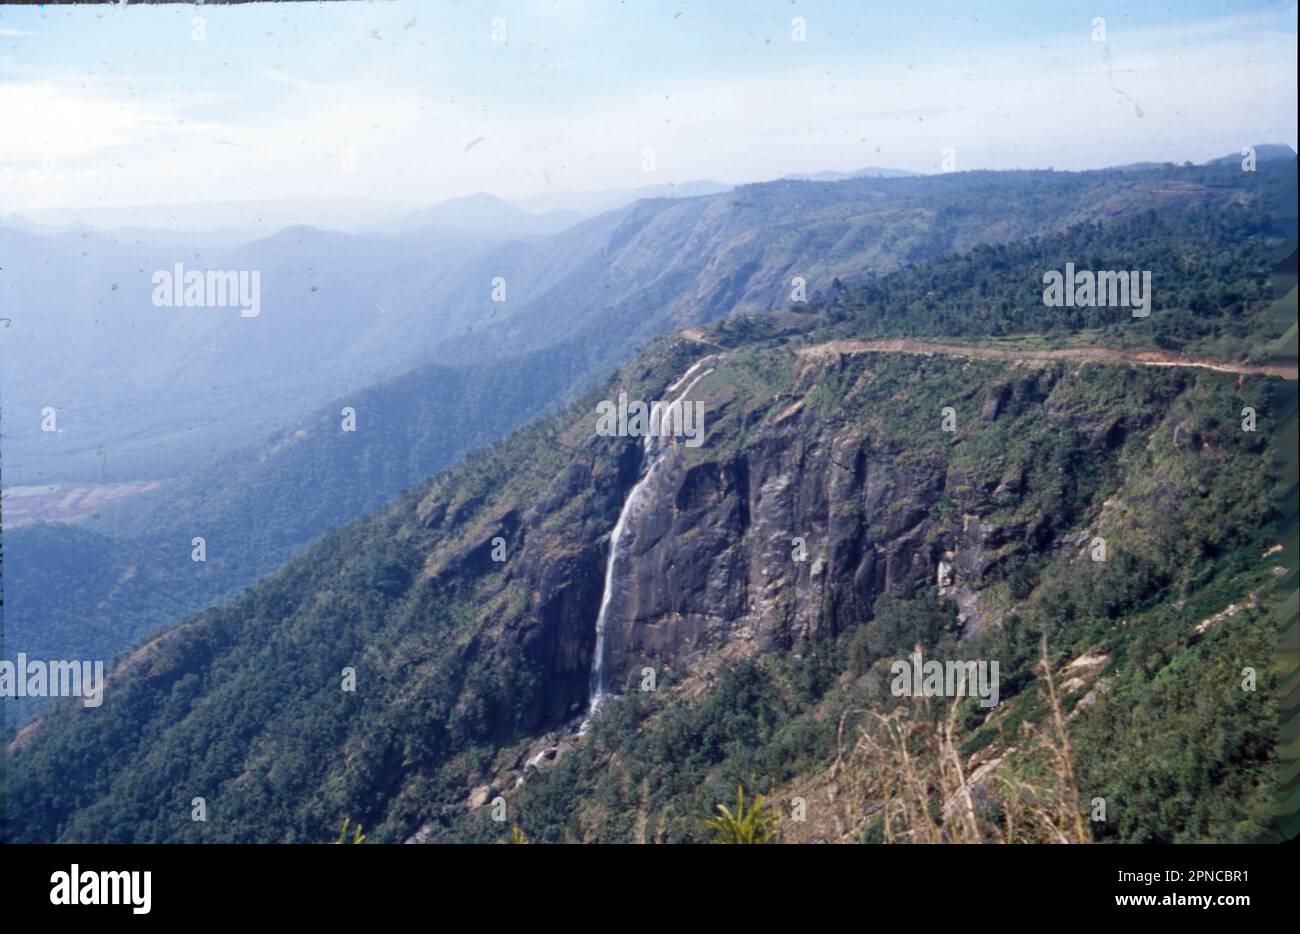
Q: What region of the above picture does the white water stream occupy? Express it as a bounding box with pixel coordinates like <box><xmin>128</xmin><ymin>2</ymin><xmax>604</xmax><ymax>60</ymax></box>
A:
<box><xmin>579</xmin><ymin>358</ymin><xmax>717</xmax><ymax>733</ymax></box>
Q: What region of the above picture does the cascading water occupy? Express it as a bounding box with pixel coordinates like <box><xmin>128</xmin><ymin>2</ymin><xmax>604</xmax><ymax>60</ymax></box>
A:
<box><xmin>579</xmin><ymin>357</ymin><xmax>717</xmax><ymax>734</ymax></box>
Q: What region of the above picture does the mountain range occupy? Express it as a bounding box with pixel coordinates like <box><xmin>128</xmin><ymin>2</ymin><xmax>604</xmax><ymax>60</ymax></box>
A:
<box><xmin>3</xmin><ymin>149</ymin><xmax>1294</xmax><ymax>843</ymax></box>
<box><xmin>10</xmin><ymin>159</ymin><xmax>1248</xmax><ymax>486</ymax></box>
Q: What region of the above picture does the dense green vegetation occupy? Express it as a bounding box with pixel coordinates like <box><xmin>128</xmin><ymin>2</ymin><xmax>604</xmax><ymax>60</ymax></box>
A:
<box><xmin>815</xmin><ymin>204</ymin><xmax>1283</xmax><ymax>363</ymax></box>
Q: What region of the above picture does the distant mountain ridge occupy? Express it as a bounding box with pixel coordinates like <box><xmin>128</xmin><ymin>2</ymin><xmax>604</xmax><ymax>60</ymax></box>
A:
<box><xmin>13</xmin><ymin>158</ymin><xmax>1253</xmax><ymax>485</ymax></box>
<box><xmin>780</xmin><ymin>166</ymin><xmax>918</xmax><ymax>181</ymax></box>
<box><xmin>7</xmin><ymin>198</ymin><xmax>420</xmax><ymax>242</ymax></box>
<box><xmin>8</xmin><ymin>147</ymin><xmax>1285</xmax><ymax>245</ymax></box>
<box><xmin>369</xmin><ymin>192</ymin><xmax>586</xmax><ymax>236</ymax></box>
<box><xmin>1206</xmin><ymin>143</ymin><xmax>1296</xmax><ymax>165</ymax></box>
<box><xmin>510</xmin><ymin>179</ymin><xmax>734</xmax><ymax>217</ymax></box>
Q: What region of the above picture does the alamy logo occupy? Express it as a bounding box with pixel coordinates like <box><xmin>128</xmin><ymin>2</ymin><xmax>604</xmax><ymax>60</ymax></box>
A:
<box><xmin>152</xmin><ymin>263</ymin><xmax>261</xmax><ymax>317</ymax></box>
<box><xmin>0</xmin><ymin>654</ymin><xmax>105</xmax><ymax>707</ymax></box>
<box><xmin>1042</xmin><ymin>263</ymin><xmax>1151</xmax><ymax>317</ymax></box>
<box><xmin>890</xmin><ymin>648</ymin><xmax>1000</xmax><ymax>708</ymax></box>
<box><xmin>50</xmin><ymin>865</ymin><xmax>151</xmax><ymax>915</ymax></box>
<box><xmin>595</xmin><ymin>392</ymin><xmax>705</xmax><ymax>447</ymax></box>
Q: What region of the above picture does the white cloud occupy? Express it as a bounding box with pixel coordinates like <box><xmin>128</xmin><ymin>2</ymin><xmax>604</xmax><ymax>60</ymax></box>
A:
<box><xmin>0</xmin><ymin>10</ymin><xmax>1293</xmax><ymax>214</ymax></box>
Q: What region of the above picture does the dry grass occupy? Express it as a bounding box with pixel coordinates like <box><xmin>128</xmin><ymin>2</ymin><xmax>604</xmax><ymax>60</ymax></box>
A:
<box><xmin>825</xmin><ymin>639</ymin><xmax>1091</xmax><ymax>844</ymax></box>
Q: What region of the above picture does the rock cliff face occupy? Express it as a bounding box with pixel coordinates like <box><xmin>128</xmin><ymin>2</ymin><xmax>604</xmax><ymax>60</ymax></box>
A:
<box><xmin>590</xmin><ymin>415</ymin><xmax>936</xmax><ymax>693</ymax></box>
<box><xmin>470</xmin><ymin>349</ymin><xmax>1069</xmax><ymax>735</ymax></box>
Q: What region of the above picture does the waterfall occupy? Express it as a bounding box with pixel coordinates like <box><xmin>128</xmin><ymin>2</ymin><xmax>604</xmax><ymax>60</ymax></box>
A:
<box><xmin>579</xmin><ymin>357</ymin><xmax>716</xmax><ymax>733</ymax></box>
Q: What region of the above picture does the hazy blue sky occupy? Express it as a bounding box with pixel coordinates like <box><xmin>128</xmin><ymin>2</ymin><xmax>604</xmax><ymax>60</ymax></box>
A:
<box><xmin>1</xmin><ymin>0</ymin><xmax>1295</xmax><ymax>212</ymax></box>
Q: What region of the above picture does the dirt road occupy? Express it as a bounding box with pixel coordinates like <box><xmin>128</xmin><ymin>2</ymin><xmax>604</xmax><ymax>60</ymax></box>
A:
<box><xmin>796</xmin><ymin>339</ymin><xmax>1297</xmax><ymax>380</ymax></box>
